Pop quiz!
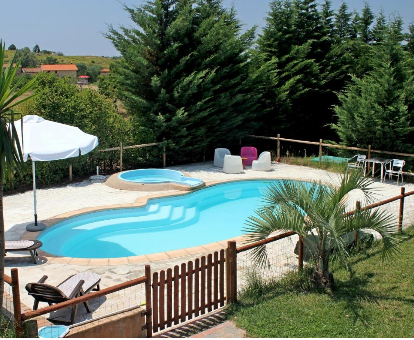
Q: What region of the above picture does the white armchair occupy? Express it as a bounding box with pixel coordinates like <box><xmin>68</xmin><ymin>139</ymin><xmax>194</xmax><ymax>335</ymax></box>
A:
<box><xmin>384</xmin><ymin>159</ymin><xmax>405</xmax><ymax>185</ymax></box>
<box><xmin>214</xmin><ymin>148</ymin><xmax>231</xmax><ymax>167</ymax></box>
<box><xmin>252</xmin><ymin>151</ymin><xmax>272</xmax><ymax>171</ymax></box>
<box><xmin>223</xmin><ymin>155</ymin><xmax>243</xmax><ymax>174</ymax></box>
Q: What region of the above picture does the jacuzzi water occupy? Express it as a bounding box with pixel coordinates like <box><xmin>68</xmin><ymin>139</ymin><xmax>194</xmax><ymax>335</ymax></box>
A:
<box><xmin>118</xmin><ymin>169</ymin><xmax>203</xmax><ymax>186</ymax></box>
<box><xmin>38</xmin><ymin>180</ymin><xmax>305</xmax><ymax>258</ymax></box>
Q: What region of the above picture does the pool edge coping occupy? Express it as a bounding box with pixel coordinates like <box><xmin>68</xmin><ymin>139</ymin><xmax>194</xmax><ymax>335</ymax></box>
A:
<box><xmin>21</xmin><ymin>174</ymin><xmax>317</xmax><ymax>266</ymax></box>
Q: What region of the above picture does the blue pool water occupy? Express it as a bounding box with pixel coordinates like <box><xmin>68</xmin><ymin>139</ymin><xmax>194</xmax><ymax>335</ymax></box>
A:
<box><xmin>118</xmin><ymin>169</ymin><xmax>203</xmax><ymax>186</ymax></box>
<box><xmin>38</xmin><ymin>180</ymin><xmax>299</xmax><ymax>258</ymax></box>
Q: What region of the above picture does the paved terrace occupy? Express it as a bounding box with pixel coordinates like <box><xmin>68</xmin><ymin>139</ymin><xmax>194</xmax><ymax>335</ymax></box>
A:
<box><xmin>4</xmin><ymin>162</ymin><xmax>414</xmax><ymax>325</ymax></box>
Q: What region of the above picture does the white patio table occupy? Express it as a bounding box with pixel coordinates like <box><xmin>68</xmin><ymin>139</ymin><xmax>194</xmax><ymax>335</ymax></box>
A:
<box><xmin>363</xmin><ymin>157</ymin><xmax>391</xmax><ymax>182</ymax></box>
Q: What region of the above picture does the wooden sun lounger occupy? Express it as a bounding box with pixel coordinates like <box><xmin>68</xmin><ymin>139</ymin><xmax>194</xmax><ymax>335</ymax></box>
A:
<box><xmin>26</xmin><ymin>272</ymin><xmax>101</xmax><ymax>324</ymax></box>
<box><xmin>5</xmin><ymin>240</ymin><xmax>43</xmax><ymax>264</ymax></box>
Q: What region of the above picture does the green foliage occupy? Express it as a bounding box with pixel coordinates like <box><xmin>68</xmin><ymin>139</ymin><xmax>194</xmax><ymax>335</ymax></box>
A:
<box><xmin>32</xmin><ymin>44</ymin><xmax>40</xmax><ymax>53</ymax></box>
<box><xmin>4</xmin><ymin>72</ymin><xmax>134</xmax><ymax>191</ymax></box>
<box><xmin>44</xmin><ymin>55</ymin><xmax>58</xmax><ymax>65</ymax></box>
<box><xmin>98</xmin><ymin>73</ymin><xmax>118</xmax><ymax>102</ymax></box>
<box><xmin>76</xmin><ymin>63</ymin><xmax>87</xmax><ymax>76</ymax></box>
<box><xmin>14</xmin><ymin>47</ymin><xmax>39</xmax><ymax>68</ymax></box>
<box><xmin>85</xmin><ymin>64</ymin><xmax>102</xmax><ymax>83</ymax></box>
<box><xmin>107</xmin><ymin>0</ymin><xmax>260</xmax><ymax>163</ymax></box>
<box><xmin>40</xmin><ymin>49</ymin><xmax>52</xmax><ymax>54</ymax></box>
<box><xmin>7</xmin><ymin>44</ymin><xmax>16</xmax><ymax>51</ymax></box>
<box><xmin>256</xmin><ymin>0</ymin><xmax>339</xmax><ymax>139</ymax></box>
<box><xmin>244</xmin><ymin>171</ymin><xmax>399</xmax><ymax>288</ymax></box>
<box><xmin>0</xmin><ymin>41</ymin><xmax>36</xmax><ymax>181</ymax></box>
<box><xmin>333</xmin><ymin>26</ymin><xmax>414</xmax><ymax>152</ymax></box>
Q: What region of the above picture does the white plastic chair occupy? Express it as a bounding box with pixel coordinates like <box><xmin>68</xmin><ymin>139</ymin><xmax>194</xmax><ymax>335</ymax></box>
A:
<box><xmin>384</xmin><ymin>159</ymin><xmax>405</xmax><ymax>185</ymax></box>
<box><xmin>223</xmin><ymin>155</ymin><xmax>243</xmax><ymax>174</ymax></box>
<box><xmin>213</xmin><ymin>148</ymin><xmax>231</xmax><ymax>167</ymax></box>
<box><xmin>252</xmin><ymin>151</ymin><xmax>271</xmax><ymax>171</ymax></box>
<box><xmin>346</xmin><ymin>154</ymin><xmax>366</xmax><ymax>173</ymax></box>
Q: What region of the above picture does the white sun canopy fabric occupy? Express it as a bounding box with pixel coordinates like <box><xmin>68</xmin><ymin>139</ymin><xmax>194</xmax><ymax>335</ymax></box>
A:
<box><xmin>15</xmin><ymin>115</ymin><xmax>99</xmax><ymax>162</ymax></box>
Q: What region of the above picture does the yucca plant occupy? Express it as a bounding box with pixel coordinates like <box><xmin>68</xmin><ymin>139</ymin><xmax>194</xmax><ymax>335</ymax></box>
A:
<box><xmin>0</xmin><ymin>40</ymin><xmax>36</xmax><ymax>324</ymax></box>
<box><xmin>245</xmin><ymin>171</ymin><xmax>399</xmax><ymax>288</ymax></box>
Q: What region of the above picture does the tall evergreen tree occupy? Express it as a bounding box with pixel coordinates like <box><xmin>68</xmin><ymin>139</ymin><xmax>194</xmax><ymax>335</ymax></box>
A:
<box><xmin>372</xmin><ymin>9</ymin><xmax>387</xmax><ymax>43</ymax></box>
<box><xmin>107</xmin><ymin>0</ymin><xmax>260</xmax><ymax>161</ymax></box>
<box><xmin>333</xmin><ymin>27</ymin><xmax>414</xmax><ymax>152</ymax></box>
<box><xmin>257</xmin><ymin>0</ymin><xmax>339</xmax><ymax>139</ymax></box>
<box><xmin>357</xmin><ymin>3</ymin><xmax>375</xmax><ymax>43</ymax></box>
<box><xmin>334</xmin><ymin>2</ymin><xmax>352</xmax><ymax>41</ymax></box>
<box><xmin>405</xmin><ymin>22</ymin><xmax>414</xmax><ymax>55</ymax></box>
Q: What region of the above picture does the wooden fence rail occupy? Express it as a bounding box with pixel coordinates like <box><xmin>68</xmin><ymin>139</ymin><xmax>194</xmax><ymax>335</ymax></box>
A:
<box><xmin>247</xmin><ymin>134</ymin><xmax>414</xmax><ymax>166</ymax></box>
<box><xmin>99</xmin><ymin>142</ymin><xmax>165</xmax><ymax>172</ymax></box>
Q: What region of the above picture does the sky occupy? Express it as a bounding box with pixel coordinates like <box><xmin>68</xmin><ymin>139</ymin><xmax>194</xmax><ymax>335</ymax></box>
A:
<box><xmin>1</xmin><ymin>0</ymin><xmax>414</xmax><ymax>56</ymax></box>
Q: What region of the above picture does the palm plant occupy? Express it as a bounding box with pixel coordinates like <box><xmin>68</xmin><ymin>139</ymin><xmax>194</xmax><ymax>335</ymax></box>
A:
<box><xmin>0</xmin><ymin>40</ymin><xmax>36</xmax><ymax>323</ymax></box>
<box><xmin>245</xmin><ymin>171</ymin><xmax>399</xmax><ymax>288</ymax></box>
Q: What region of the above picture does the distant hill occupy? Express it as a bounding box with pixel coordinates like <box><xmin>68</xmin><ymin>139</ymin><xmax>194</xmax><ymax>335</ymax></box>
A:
<box><xmin>4</xmin><ymin>50</ymin><xmax>116</xmax><ymax>69</ymax></box>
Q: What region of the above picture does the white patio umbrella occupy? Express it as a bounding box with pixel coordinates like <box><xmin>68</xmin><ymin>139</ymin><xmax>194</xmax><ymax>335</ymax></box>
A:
<box><xmin>14</xmin><ymin>115</ymin><xmax>99</xmax><ymax>231</ymax></box>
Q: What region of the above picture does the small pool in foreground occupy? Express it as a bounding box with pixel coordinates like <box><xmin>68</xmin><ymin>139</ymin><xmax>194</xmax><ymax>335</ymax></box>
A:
<box><xmin>119</xmin><ymin>169</ymin><xmax>203</xmax><ymax>187</ymax></box>
<box><xmin>38</xmin><ymin>180</ymin><xmax>303</xmax><ymax>258</ymax></box>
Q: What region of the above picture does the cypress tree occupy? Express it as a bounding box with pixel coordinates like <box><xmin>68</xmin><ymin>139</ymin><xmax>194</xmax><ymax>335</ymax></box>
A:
<box><xmin>107</xmin><ymin>0</ymin><xmax>259</xmax><ymax>161</ymax></box>
<box><xmin>372</xmin><ymin>9</ymin><xmax>387</xmax><ymax>43</ymax></box>
<box><xmin>333</xmin><ymin>26</ymin><xmax>414</xmax><ymax>152</ymax></box>
<box><xmin>404</xmin><ymin>22</ymin><xmax>414</xmax><ymax>55</ymax></box>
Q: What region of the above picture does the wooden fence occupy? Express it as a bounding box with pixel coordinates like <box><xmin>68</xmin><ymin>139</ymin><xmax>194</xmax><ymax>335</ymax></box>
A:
<box><xmin>151</xmin><ymin>250</ymin><xmax>226</xmax><ymax>334</ymax></box>
<box><xmin>66</xmin><ymin>142</ymin><xmax>165</xmax><ymax>181</ymax></box>
<box><xmin>246</xmin><ymin>134</ymin><xmax>414</xmax><ymax>167</ymax></box>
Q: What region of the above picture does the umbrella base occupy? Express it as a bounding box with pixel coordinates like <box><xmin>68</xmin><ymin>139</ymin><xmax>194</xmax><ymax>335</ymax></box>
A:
<box><xmin>26</xmin><ymin>222</ymin><xmax>47</xmax><ymax>232</ymax></box>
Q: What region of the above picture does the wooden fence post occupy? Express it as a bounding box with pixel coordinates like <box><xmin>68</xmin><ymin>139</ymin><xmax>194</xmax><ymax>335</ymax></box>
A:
<box><xmin>226</xmin><ymin>241</ymin><xmax>237</xmax><ymax>304</ymax></box>
<box><xmin>355</xmin><ymin>201</ymin><xmax>361</xmax><ymax>244</ymax></box>
<box><xmin>367</xmin><ymin>145</ymin><xmax>371</xmax><ymax>173</ymax></box>
<box><xmin>120</xmin><ymin>142</ymin><xmax>123</xmax><ymax>172</ymax></box>
<box><xmin>298</xmin><ymin>236</ymin><xmax>304</xmax><ymax>271</ymax></box>
<box><xmin>69</xmin><ymin>164</ymin><xmax>72</xmax><ymax>182</ymax></box>
<box><xmin>145</xmin><ymin>265</ymin><xmax>152</xmax><ymax>338</ymax></box>
<box><xmin>11</xmin><ymin>268</ymin><xmax>22</xmax><ymax>337</ymax></box>
<box><xmin>277</xmin><ymin>134</ymin><xmax>280</xmax><ymax>159</ymax></box>
<box><xmin>399</xmin><ymin>187</ymin><xmax>405</xmax><ymax>233</ymax></box>
<box><xmin>319</xmin><ymin>139</ymin><xmax>323</xmax><ymax>166</ymax></box>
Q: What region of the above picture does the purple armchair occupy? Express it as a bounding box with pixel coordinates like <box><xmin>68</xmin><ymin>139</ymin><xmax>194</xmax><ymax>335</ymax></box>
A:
<box><xmin>240</xmin><ymin>146</ymin><xmax>258</xmax><ymax>166</ymax></box>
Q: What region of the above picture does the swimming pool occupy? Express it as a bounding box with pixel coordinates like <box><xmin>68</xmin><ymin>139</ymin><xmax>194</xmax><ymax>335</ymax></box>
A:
<box><xmin>119</xmin><ymin>169</ymin><xmax>203</xmax><ymax>186</ymax></box>
<box><xmin>38</xmin><ymin>180</ymin><xmax>301</xmax><ymax>258</ymax></box>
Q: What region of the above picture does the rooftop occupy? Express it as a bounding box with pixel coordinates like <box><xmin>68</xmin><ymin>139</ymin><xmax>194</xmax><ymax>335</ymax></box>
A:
<box><xmin>41</xmin><ymin>64</ymin><xmax>78</xmax><ymax>71</ymax></box>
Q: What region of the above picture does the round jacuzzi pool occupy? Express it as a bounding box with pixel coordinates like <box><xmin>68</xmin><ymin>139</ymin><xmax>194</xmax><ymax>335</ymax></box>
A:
<box><xmin>118</xmin><ymin>169</ymin><xmax>203</xmax><ymax>187</ymax></box>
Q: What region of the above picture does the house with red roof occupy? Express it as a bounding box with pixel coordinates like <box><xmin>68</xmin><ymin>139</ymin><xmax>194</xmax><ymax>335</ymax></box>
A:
<box><xmin>3</xmin><ymin>63</ymin><xmax>23</xmax><ymax>75</ymax></box>
<box><xmin>40</xmin><ymin>64</ymin><xmax>78</xmax><ymax>79</ymax></box>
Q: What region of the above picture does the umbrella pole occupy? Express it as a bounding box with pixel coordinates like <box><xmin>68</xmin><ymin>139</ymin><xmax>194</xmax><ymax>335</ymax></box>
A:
<box><xmin>33</xmin><ymin>161</ymin><xmax>37</xmax><ymax>226</ymax></box>
<box><xmin>26</xmin><ymin>160</ymin><xmax>46</xmax><ymax>232</ymax></box>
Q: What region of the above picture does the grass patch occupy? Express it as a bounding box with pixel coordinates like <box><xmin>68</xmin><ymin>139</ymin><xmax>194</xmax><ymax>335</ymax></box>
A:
<box><xmin>227</xmin><ymin>228</ymin><xmax>414</xmax><ymax>337</ymax></box>
<box><xmin>281</xmin><ymin>156</ymin><xmax>347</xmax><ymax>173</ymax></box>
<box><xmin>0</xmin><ymin>316</ymin><xmax>17</xmax><ymax>338</ymax></box>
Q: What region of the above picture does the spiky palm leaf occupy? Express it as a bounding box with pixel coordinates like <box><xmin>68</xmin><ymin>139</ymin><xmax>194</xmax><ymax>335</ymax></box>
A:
<box><xmin>244</xmin><ymin>173</ymin><xmax>398</xmax><ymax>274</ymax></box>
<box><xmin>0</xmin><ymin>40</ymin><xmax>37</xmax><ymax>325</ymax></box>
<box><xmin>0</xmin><ymin>40</ymin><xmax>37</xmax><ymax>178</ymax></box>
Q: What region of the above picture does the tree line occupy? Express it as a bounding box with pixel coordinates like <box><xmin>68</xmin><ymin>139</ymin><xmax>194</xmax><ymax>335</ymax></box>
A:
<box><xmin>105</xmin><ymin>0</ymin><xmax>414</xmax><ymax>159</ymax></box>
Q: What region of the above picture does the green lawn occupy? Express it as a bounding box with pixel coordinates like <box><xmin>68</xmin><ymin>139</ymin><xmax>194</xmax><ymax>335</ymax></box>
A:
<box><xmin>228</xmin><ymin>228</ymin><xmax>414</xmax><ymax>337</ymax></box>
<box><xmin>281</xmin><ymin>156</ymin><xmax>347</xmax><ymax>173</ymax></box>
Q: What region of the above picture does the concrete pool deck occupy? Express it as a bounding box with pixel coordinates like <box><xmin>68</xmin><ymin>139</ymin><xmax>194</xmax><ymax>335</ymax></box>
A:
<box><xmin>4</xmin><ymin>161</ymin><xmax>414</xmax><ymax>326</ymax></box>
